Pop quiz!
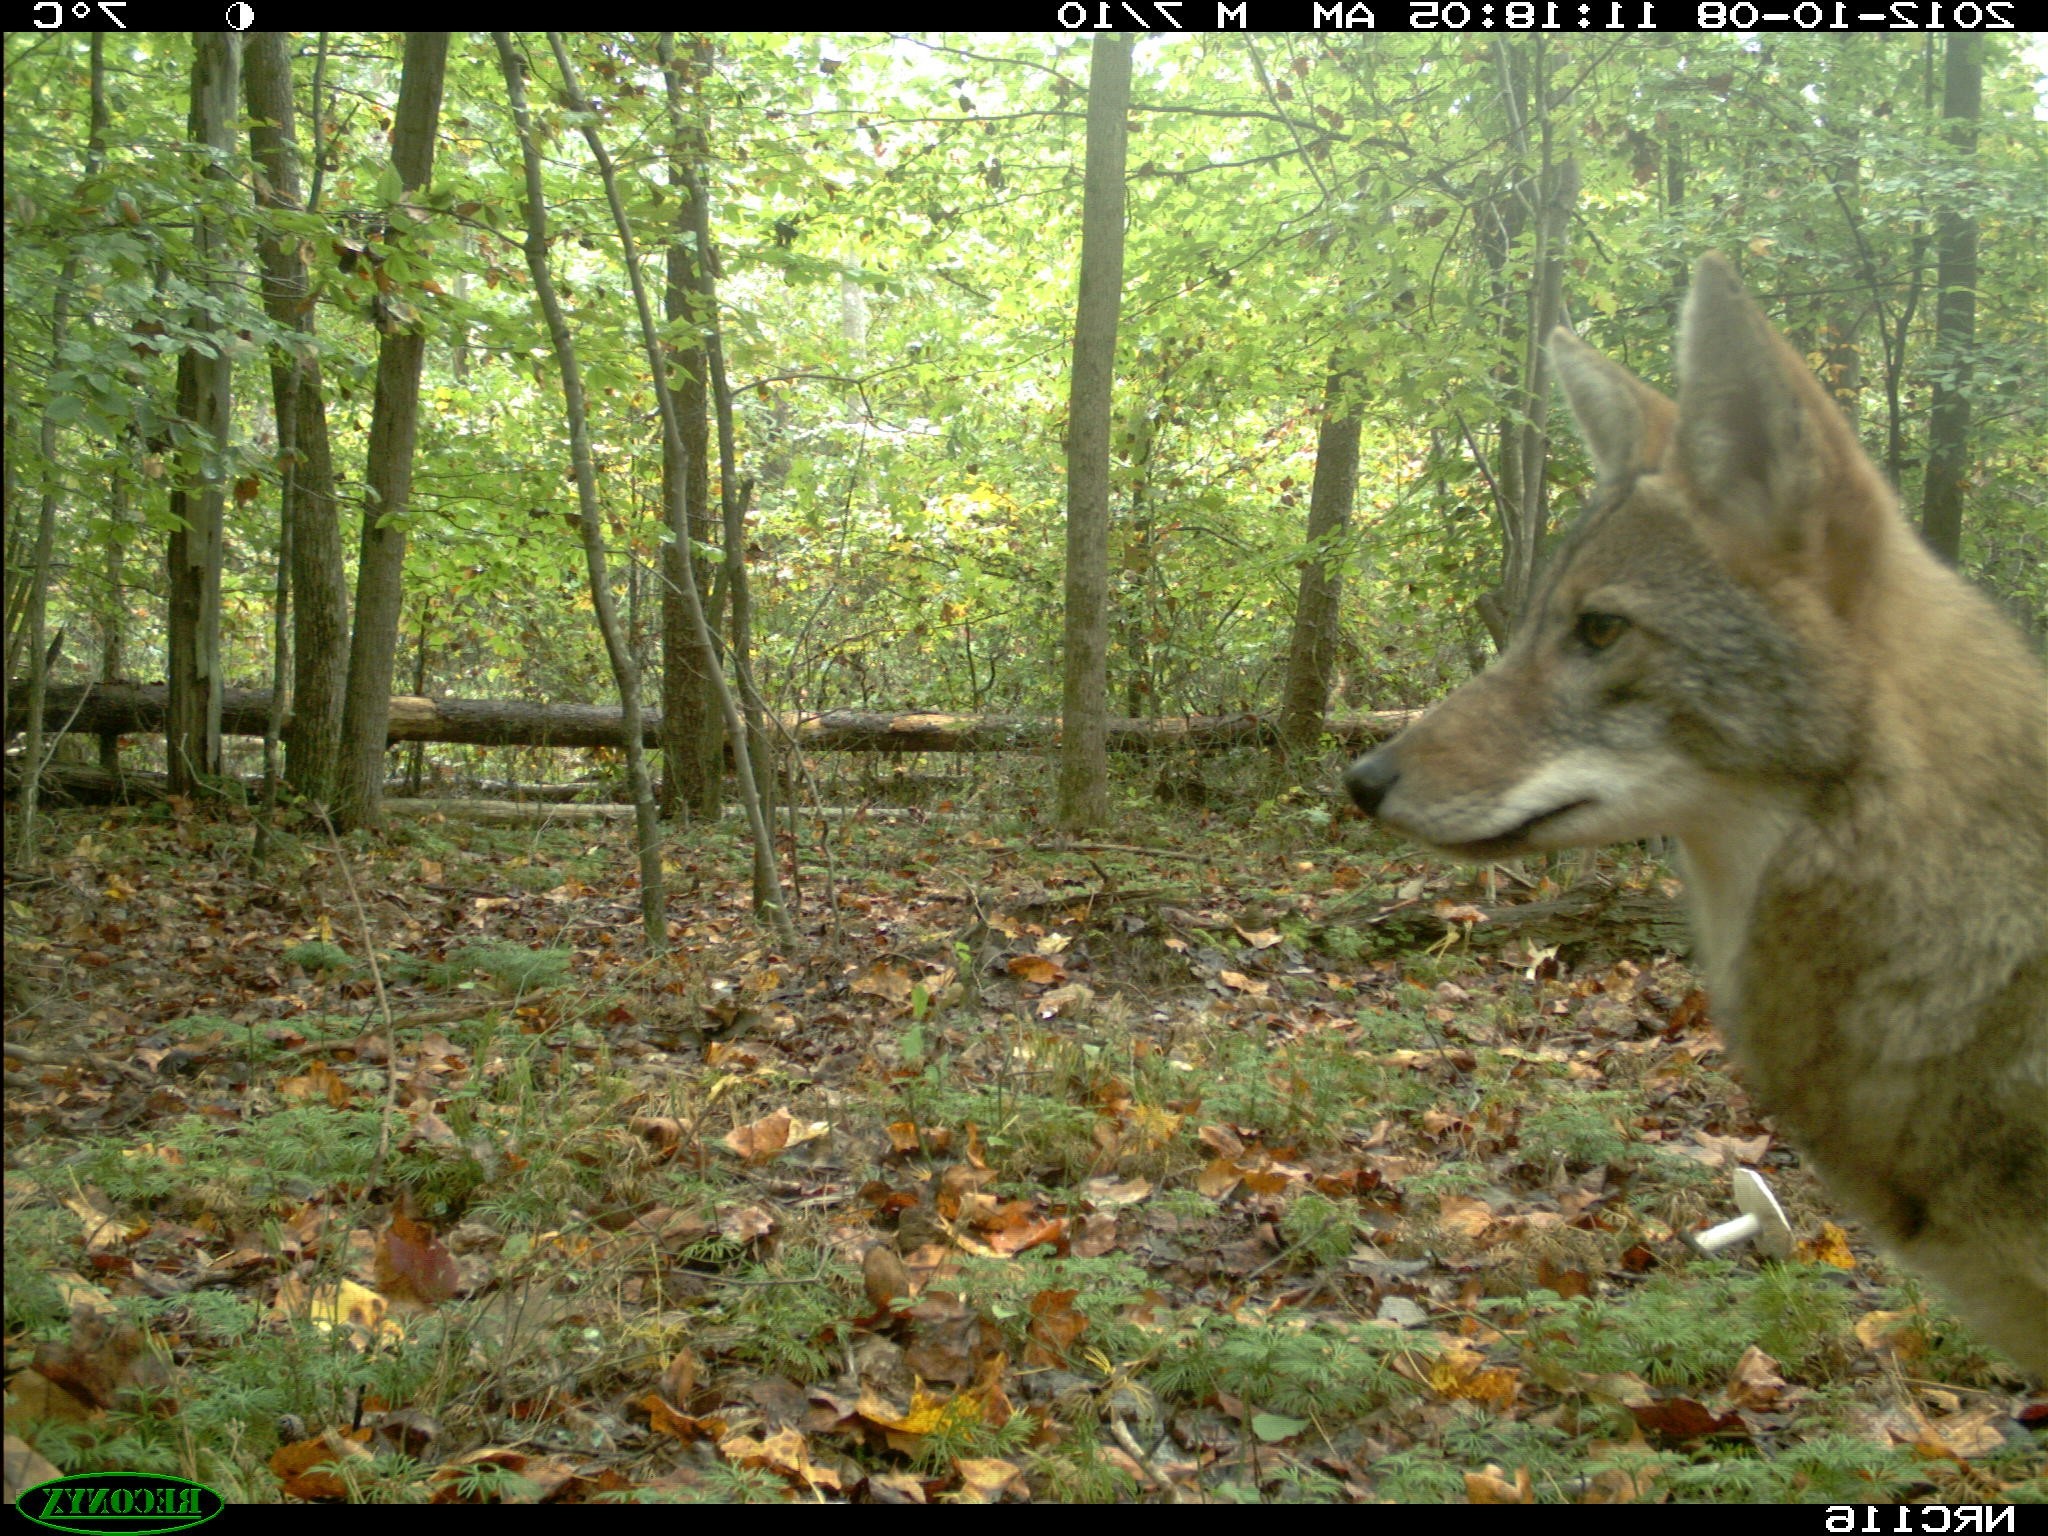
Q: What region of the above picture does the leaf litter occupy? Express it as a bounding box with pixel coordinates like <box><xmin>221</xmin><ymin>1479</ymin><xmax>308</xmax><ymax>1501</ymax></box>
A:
<box><xmin>4</xmin><ymin>796</ymin><xmax>2041</xmax><ymax>1503</ymax></box>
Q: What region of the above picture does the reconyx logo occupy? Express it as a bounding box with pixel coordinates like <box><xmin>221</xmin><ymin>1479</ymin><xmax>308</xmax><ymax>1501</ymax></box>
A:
<box><xmin>18</xmin><ymin>1473</ymin><xmax>224</xmax><ymax>1535</ymax></box>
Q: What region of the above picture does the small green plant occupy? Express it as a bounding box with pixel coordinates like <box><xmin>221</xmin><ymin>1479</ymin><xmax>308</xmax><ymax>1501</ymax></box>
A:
<box><xmin>1024</xmin><ymin>1422</ymin><xmax>1143</xmax><ymax>1502</ymax></box>
<box><xmin>943</xmin><ymin>1251</ymin><xmax>1154</xmax><ymax>1363</ymax></box>
<box><xmin>1278</xmin><ymin>1190</ymin><xmax>1362</xmax><ymax>1267</ymax></box>
<box><xmin>1665</xmin><ymin>1434</ymin><xmax>1922</xmax><ymax>1503</ymax></box>
<box><xmin>1370</xmin><ymin>1446</ymin><xmax>1470</xmax><ymax>1503</ymax></box>
<box><xmin>448</xmin><ymin>1461</ymin><xmax>543</xmax><ymax>1502</ymax></box>
<box><xmin>1151</xmin><ymin>1311</ymin><xmax>1415</xmax><ymax>1420</ymax></box>
<box><xmin>1203</xmin><ymin>1032</ymin><xmax>1397</xmax><ymax>1148</ymax></box>
<box><xmin>1520</xmin><ymin>1088</ymin><xmax>1639</xmax><ymax>1170</ymax></box>
<box><xmin>909</xmin><ymin>1399</ymin><xmax>1035</xmax><ymax>1475</ymax></box>
<box><xmin>722</xmin><ymin>1256</ymin><xmax>856</xmax><ymax>1382</ymax></box>
<box><xmin>284</xmin><ymin>940</ymin><xmax>351</xmax><ymax>975</ymax></box>
<box><xmin>427</xmin><ymin>942</ymin><xmax>572</xmax><ymax>996</ymax></box>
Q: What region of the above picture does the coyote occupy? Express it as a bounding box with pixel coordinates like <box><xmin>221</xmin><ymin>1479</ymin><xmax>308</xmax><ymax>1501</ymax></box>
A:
<box><xmin>1346</xmin><ymin>255</ymin><xmax>2047</xmax><ymax>1372</ymax></box>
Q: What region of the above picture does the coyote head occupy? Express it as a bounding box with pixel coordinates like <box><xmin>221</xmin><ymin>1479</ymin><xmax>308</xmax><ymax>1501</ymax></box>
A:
<box><xmin>1345</xmin><ymin>254</ymin><xmax>1894</xmax><ymax>857</ymax></box>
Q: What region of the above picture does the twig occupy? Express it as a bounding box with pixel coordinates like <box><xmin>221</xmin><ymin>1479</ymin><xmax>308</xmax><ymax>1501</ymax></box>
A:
<box><xmin>315</xmin><ymin>806</ymin><xmax>401</xmax><ymax>1176</ymax></box>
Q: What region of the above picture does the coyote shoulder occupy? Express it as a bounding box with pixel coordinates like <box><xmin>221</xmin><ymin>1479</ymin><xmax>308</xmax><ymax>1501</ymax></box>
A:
<box><xmin>1346</xmin><ymin>254</ymin><xmax>2048</xmax><ymax>1372</ymax></box>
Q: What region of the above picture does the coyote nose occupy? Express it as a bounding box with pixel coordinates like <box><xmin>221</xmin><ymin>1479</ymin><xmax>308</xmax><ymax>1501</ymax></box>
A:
<box><xmin>1344</xmin><ymin>750</ymin><xmax>1399</xmax><ymax>816</ymax></box>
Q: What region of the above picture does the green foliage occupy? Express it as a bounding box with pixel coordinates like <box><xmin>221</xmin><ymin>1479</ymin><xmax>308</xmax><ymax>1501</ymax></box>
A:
<box><xmin>426</xmin><ymin>943</ymin><xmax>572</xmax><ymax>996</ymax></box>
<box><xmin>1151</xmin><ymin>1310</ymin><xmax>1418</xmax><ymax>1420</ymax></box>
<box><xmin>9</xmin><ymin>31</ymin><xmax>2034</xmax><ymax>785</ymax></box>
<box><xmin>1513</xmin><ymin>1262</ymin><xmax>1857</xmax><ymax>1390</ymax></box>
<box><xmin>1665</xmin><ymin>1435</ymin><xmax>1923</xmax><ymax>1504</ymax></box>
<box><xmin>719</xmin><ymin>1255</ymin><xmax>858</xmax><ymax>1382</ymax></box>
<box><xmin>944</xmin><ymin>1251</ymin><xmax>1155</xmax><ymax>1364</ymax></box>
<box><xmin>1277</xmin><ymin>1189</ymin><xmax>1363</xmax><ymax>1267</ymax></box>
<box><xmin>1024</xmin><ymin>1423</ymin><xmax>1144</xmax><ymax>1503</ymax></box>
<box><xmin>1203</xmin><ymin>1029</ymin><xmax>1416</xmax><ymax>1148</ymax></box>
<box><xmin>1518</xmin><ymin>1088</ymin><xmax>1641</xmax><ymax>1171</ymax></box>
<box><xmin>3</xmin><ymin>1203</ymin><xmax>73</xmax><ymax>1333</ymax></box>
<box><xmin>284</xmin><ymin>941</ymin><xmax>352</xmax><ymax>975</ymax></box>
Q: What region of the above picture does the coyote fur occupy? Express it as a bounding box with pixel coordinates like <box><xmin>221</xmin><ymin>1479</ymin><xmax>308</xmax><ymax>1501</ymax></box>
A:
<box><xmin>1346</xmin><ymin>255</ymin><xmax>2047</xmax><ymax>1372</ymax></box>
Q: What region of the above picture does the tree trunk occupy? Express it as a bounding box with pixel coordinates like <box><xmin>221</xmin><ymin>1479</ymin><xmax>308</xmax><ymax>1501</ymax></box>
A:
<box><xmin>553</xmin><ymin>33</ymin><xmax>791</xmax><ymax>942</ymax></box>
<box><xmin>1279</xmin><ymin>362</ymin><xmax>1363</xmax><ymax>755</ymax></box>
<box><xmin>1476</xmin><ymin>39</ymin><xmax>1531</xmax><ymax>651</ymax></box>
<box><xmin>657</xmin><ymin>34</ymin><xmax>725</xmax><ymax>822</ymax></box>
<box><xmin>14</xmin><ymin>38</ymin><xmax>109</xmax><ymax>854</ymax></box>
<box><xmin>501</xmin><ymin>32</ymin><xmax>667</xmax><ymax>952</ymax></box>
<box><xmin>1057</xmin><ymin>33</ymin><xmax>1132</xmax><ymax>833</ymax></box>
<box><xmin>246</xmin><ymin>30</ymin><xmax>349</xmax><ymax>809</ymax></box>
<box><xmin>1507</xmin><ymin>151</ymin><xmax>1576</xmax><ymax>623</ymax></box>
<box><xmin>98</xmin><ymin>457</ymin><xmax>129</xmax><ymax>774</ymax></box>
<box><xmin>165</xmin><ymin>31</ymin><xmax>241</xmax><ymax>799</ymax></box>
<box><xmin>1117</xmin><ymin>394</ymin><xmax>1159</xmax><ymax>717</ymax></box>
<box><xmin>334</xmin><ymin>31</ymin><xmax>449</xmax><ymax>830</ymax></box>
<box><xmin>1920</xmin><ymin>33</ymin><xmax>1980</xmax><ymax>567</ymax></box>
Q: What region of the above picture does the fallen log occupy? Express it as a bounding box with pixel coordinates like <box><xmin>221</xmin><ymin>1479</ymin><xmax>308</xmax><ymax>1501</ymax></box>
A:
<box><xmin>3</xmin><ymin>762</ymin><xmax>623</xmax><ymax>807</ymax></box>
<box><xmin>10</xmin><ymin>684</ymin><xmax>1418</xmax><ymax>756</ymax></box>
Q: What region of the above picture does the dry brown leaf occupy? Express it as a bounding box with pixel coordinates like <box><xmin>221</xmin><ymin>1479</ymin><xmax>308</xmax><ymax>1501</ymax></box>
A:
<box><xmin>719</xmin><ymin>1205</ymin><xmax>777</xmax><ymax>1243</ymax></box>
<box><xmin>4</xmin><ymin>1433</ymin><xmax>63</xmax><ymax>1503</ymax></box>
<box><xmin>62</xmin><ymin>1194</ymin><xmax>143</xmax><ymax>1253</ymax></box>
<box><xmin>375</xmin><ymin>1212</ymin><xmax>461</xmax><ymax>1304</ymax></box>
<box><xmin>719</xmin><ymin>1426</ymin><xmax>841</xmax><ymax>1491</ymax></box>
<box><xmin>722</xmin><ymin>1108</ymin><xmax>828</xmax><ymax>1163</ymax></box>
<box><xmin>1919</xmin><ymin>1404</ymin><xmax>2008</xmax><ymax>1459</ymax></box>
<box><xmin>1855</xmin><ymin>1308</ymin><xmax>1931</xmax><ymax>1361</ymax></box>
<box><xmin>629</xmin><ymin>1114</ymin><xmax>687</xmax><ymax>1150</ymax></box>
<box><xmin>270</xmin><ymin>1427</ymin><xmax>372</xmax><ymax>1500</ymax></box>
<box><xmin>431</xmin><ymin>1446</ymin><xmax>579</xmax><ymax>1503</ymax></box>
<box><xmin>660</xmin><ymin>1348</ymin><xmax>702</xmax><ymax>1405</ymax></box>
<box><xmin>1427</xmin><ymin>1345</ymin><xmax>1521</xmax><ymax>1410</ymax></box>
<box><xmin>1629</xmin><ymin>1396</ymin><xmax>1748</xmax><ymax>1442</ymax></box>
<box><xmin>29</xmin><ymin>1304</ymin><xmax>171</xmax><ymax>1411</ymax></box>
<box><xmin>953</xmin><ymin>1457</ymin><xmax>1023</xmax><ymax>1503</ymax></box>
<box><xmin>1024</xmin><ymin>1288</ymin><xmax>1087</xmax><ymax>1365</ymax></box>
<box><xmin>1071</xmin><ymin>1211</ymin><xmax>1118</xmax><ymax>1258</ymax></box>
<box><xmin>637</xmin><ymin>1391</ymin><xmax>723</xmax><ymax>1443</ymax></box>
<box><xmin>6</xmin><ymin>1368</ymin><xmax>99</xmax><ymax>1427</ymax></box>
<box><xmin>1006</xmin><ymin>954</ymin><xmax>1063</xmax><ymax>986</ymax></box>
<box><xmin>1725</xmin><ymin>1346</ymin><xmax>1789</xmax><ymax>1411</ymax></box>
<box><xmin>867</xmin><ymin>1470</ymin><xmax>929</xmax><ymax>1504</ymax></box>
<box><xmin>1437</xmin><ymin>1194</ymin><xmax>1495</xmax><ymax>1241</ymax></box>
<box><xmin>279</xmin><ymin>1059</ymin><xmax>354</xmax><ymax>1107</ymax></box>
<box><xmin>1464</xmin><ymin>1464</ymin><xmax>1533</xmax><ymax>1503</ymax></box>
<box><xmin>1036</xmin><ymin>982</ymin><xmax>1094</xmax><ymax>1018</ymax></box>
<box><xmin>851</xmin><ymin>962</ymin><xmax>913</xmax><ymax>1003</ymax></box>
<box><xmin>863</xmin><ymin>1242</ymin><xmax>913</xmax><ymax>1312</ymax></box>
<box><xmin>1196</xmin><ymin>1157</ymin><xmax>1243</xmax><ymax>1198</ymax></box>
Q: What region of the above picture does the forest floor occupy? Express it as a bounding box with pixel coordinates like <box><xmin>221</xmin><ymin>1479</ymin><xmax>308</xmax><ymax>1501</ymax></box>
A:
<box><xmin>5</xmin><ymin>758</ymin><xmax>2043</xmax><ymax>1505</ymax></box>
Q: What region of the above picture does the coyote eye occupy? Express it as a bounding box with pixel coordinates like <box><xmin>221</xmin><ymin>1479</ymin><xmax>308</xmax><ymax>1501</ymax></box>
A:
<box><xmin>1574</xmin><ymin>611</ymin><xmax>1629</xmax><ymax>650</ymax></box>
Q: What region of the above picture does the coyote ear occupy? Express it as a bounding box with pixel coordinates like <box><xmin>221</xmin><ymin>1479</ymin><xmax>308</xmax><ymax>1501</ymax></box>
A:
<box><xmin>1550</xmin><ymin>328</ymin><xmax>1675</xmax><ymax>481</ymax></box>
<box><xmin>1673</xmin><ymin>254</ymin><xmax>1824</xmax><ymax>545</ymax></box>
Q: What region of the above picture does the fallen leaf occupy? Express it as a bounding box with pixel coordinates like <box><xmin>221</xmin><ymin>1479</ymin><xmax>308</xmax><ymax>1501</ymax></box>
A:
<box><xmin>952</xmin><ymin>1457</ymin><xmax>1023</xmax><ymax>1503</ymax></box>
<box><xmin>376</xmin><ymin>1213</ymin><xmax>461</xmax><ymax>1304</ymax></box>
<box><xmin>851</xmin><ymin>962</ymin><xmax>913</xmax><ymax>1003</ymax></box>
<box><xmin>722</xmin><ymin>1108</ymin><xmax>829</xmax><ymax>1163</ymax></box>
<box><xmin>1007</xmin><ymin>954</ymin><xmax>1064</xmax><ymax>986</ymax></box>
<box><xmin>1464</xmin><ymin>1464</ymin><xmax>1533</xmax><ymax>1503</ymax></box>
